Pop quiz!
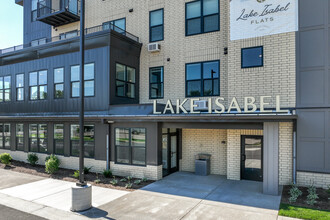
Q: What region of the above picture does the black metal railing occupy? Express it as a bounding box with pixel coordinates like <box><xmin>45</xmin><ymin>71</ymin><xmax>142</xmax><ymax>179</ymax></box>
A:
<box><xmin>0</xmin><ymin>23</ymin><xmax>139</xmax><ymax>55</ymax></box>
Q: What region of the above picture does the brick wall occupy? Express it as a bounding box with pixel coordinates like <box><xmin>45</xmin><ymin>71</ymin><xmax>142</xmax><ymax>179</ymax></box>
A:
<box><xmin>297</xmin><ymin>172</ymin><xmax>330</xmax><ymax>189</ymax></box>
<box><xmin>279</xmin><ymin>122</ymin><xmax>293</xmax><ymax>185</ymax></box>
<box><xmin>110</xmin><ymin>162</ymin><xmax>162</xmax><ymax>180</ymax></box>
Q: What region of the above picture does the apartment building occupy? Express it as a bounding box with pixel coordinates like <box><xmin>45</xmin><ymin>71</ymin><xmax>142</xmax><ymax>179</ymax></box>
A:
<box><xmin>0</xmin><ymin>0</ymin><xmax>329</xmax><ymax>195</ymax></box>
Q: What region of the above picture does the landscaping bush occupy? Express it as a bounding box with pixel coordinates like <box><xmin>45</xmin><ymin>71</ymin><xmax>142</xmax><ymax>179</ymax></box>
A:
<box><xmin>0</xmin><ymin>153</ymin><xmax>12</xmax><ymax>165</ymax></box>
<box><xmin>306</xmin><ymin>184</ymin><xmax>319</xmax><ymax>206</ymax></box>
<box><xmin>134</xmin><ymin>179</ymin><xmax>142</xmax><ymax>185</ymax></box>
<box><xmin>110</xmin><ymin>177</ymin><xmax>118</xmax><ymax>186</ymax></box>
<box><xmin>27</xmin><ymin>153</ymin><xmax>39</xmax><ymax>166</ymax></box>
<box><xmin>45</xmin><ymin>155</ymin><xmax>60</xmax><ymax>174</ymax></box>
<box><xmin>125</xmin><ymin>183</ymin><xmax>133</xmax><ymax>189</ymax></box>
<box><xmin>72</xmin><ymin>170</ymin><xmax>80</xmax><ymax>179</ymax></box>
<box><xmin>84</xmin><ymin>166</ymin><xmax>92</xmax><ymax>174</ymax></box>
<box><xmin>289</xmin><ymin>184</ymin><xmax>302</xmax><ymax>203</ymax></box>
<box><xmin>103</xmin><ymin>169</ymin><xmax>112</xmax><ymax>178</ymax></box>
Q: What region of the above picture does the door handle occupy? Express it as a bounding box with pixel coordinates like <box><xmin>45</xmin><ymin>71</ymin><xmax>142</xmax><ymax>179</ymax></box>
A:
<box><xmin>242</xmin><ymin>154</ymin><xmax>246</xmax><ymax>161</ymax></box>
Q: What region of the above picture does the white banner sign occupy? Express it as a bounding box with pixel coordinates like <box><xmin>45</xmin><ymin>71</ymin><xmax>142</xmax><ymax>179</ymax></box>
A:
<box><xmin>230</xmin><ymin>0</ymin><xmax>298</xmax><ymax>41</ymax></box>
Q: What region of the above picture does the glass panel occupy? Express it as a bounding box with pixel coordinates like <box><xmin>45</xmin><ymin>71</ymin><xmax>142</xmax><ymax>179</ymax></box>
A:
<box><xmin>242</xmin><ymin>47</ymin><xmax>263</xmax><ymax>68</ymax></box>
<box><xmin>127</xmin><ymin>67</ymin><xmax>136</xmax><ymax>83</ymax></box>
<box><xmin>116</xmin><ymin>64</ymin><xmax>126</xmax><ymax>81</ymax></box>
<box><xmin>187</xmin><ymin>18</ymin><xmax>201</xmax><ymax>35</ymax></box>
<box><xmin>54</xmin><ymin>68</ymin><xmax>64</xmax><ymax>83</ymax></box>
<box><xmin>131</xmin><ymin>128</ymin><xmax>146</xmax><ymax>147</ymax></box>
<box><xmin>115</xmin><ymin>128</ymin><xmax>129</xmax><ymax>146</ymax></box>
<box><xmin>31</xmin><ymin>40</ymin><xmax>39</xmax><ymax>47</ymax></box>
<box><xmin>30</xmin><ymin>86</ymin><xmax>38</xmax><ymax>100</ymax></box>
<box><xmin>102</xmin><ymin>22</ymin><xmax>110</xmax><ymax>30</ymax></box>
<box><xmin>151</xmin><ymin>26</ymin><xmax>163</xmax><ymax>42</ymax></box>
<box><xmin>84</xmin><ymin>141</ymin><xmax>94</xmax><ymax>158</ymax></box>
<box><xmin>4</xmin><ymin>137</ymin><xmax>10</xmax><ymax>149</ymax></box>
<box><xmin>187</xmin><ymin>80</ymin><xmax>201</xmax><ymax>97</ymax></box>
<box><xmin>38</xmin><ymin>70</ymin><xmax>47</xmax><ymax>85</ymax></box>
<box><xmin>84</xmin><ymin>80</ymin><xmax>94</xmax><ymax>97</ymax></box>
<box><xmin>16</xmin><ymin>74</ymin><xmax>24</xmax><ymax>87</ymax></box>
<box><xmin>39</xmin><ymin>38</ymin><xmax>46</xmax><ymax>45</ymax></box>
<box><xmin>187</xmin><ymin>63</ymin><xmax>201</xmax><ymax>80</ymax></box>
<box><xmin>54</xmin><ymin>124</ymin><xmax>64</xmax><ymax>139</ymax></box>
<box><xmin>204</xmin><ymin>14</ymin><xmax>219</xmax><ymax>32</ymax></box>
<box><xmin>151</xmin><ymin>9</ymin><xmax>163</xmax><ymax>27</ymax></box>
<box><xmin>213</xmin><ymin>79</ymin><xmax>219</xmax><ymax>95</ymax></box>
<box><xmin>116</xmin><ymin>146</ymin><xmax>129</xmax><ymax>164</ymax></box>
<box><xmin>71</xmin><ymin>125</ymin><xmax>80</xmax><ymax>140</ymax></box>
<box><xmin>4</xmin><ymin>124</ymin><xmax>10</xmax><ymax>136</ymax></box>
<box><xmin>171</xmin><ymin>136</ymin><xmax>177</xmax><ymax>169</ymax></box>
<box><xmin>39</xmin><ymin>139</ymin><xmax>47</xmax><ymax>153</ymax></box>
<box><xmin>0</xmin><ymin>91</ymin><xmax>3</xmax><ymax>102</ymax></box>
<box><xmin>30</xmin><ymin>138</ymin><xmax>38</xmax><ymax>152</ymax></box>
<box><xmin>71</xmin><ymin>140</ymin><xmax>79</xmax><ymax>156</ymax></box>
<box><xmin>84</xmin><ymin>125</ymin><xmax>94</xmax><ymax>141</ymax></box>
<box><xmin>203</xmin><ymin>0</ymin><xmax>218</xmax><ymax>15</ymax></box>
<box><xmin>55</xmin><ymin>139</ymin><xmax>64</xmax><ymax>155</ymax></box>
<box><xmin>114</xmin><ymin>18</ymin><xmax>126</xmax><ymax>31</ymax></box>
<box><xmin>150</xmin><ymin>67</ymin><xmax>163</xmax><ymax>83</ymax></box>
<box><xmin>17</xmin><ymin>87</ymin><xmax>24</xmax><ymax>100</ymax></box>
<box><xmin>29</xmin><ymin>72</ymin><xmax>38</xmax><ymax>86</ymax></box>
<box><xmin>169</xmin><ymin>128</ymin><xmax>177</xmax><ymax>133</ymax></box>
<box><xmin>71</xmin><ymin>82</ymin><xmax>80</xmax><ymax>97</ymax></box>
<box><xmin>31</xmin><ymin>0</ymin><xmax>38</xmax><ymax>10</ymax></box>
<box><xmin>68</xmin><ymin>0</ymin><xmax>78</xmax><ymax>14</ymax></box>
<box><xmin>16</xmin><ymin>137</ymin><xmax>24</xmax><ymax>151</ymax></box>
<box><xmin>203</xmin><ymin>79</ymin><xmax>213</xmax><ymax>96</ymax></box>
<box><xmin>132</xmin><ymin>148</ymin><xmax>146</xmax><ymax>165</ymax></box>
<box><xmin>39</xmin><ymin>85</ymin><xmax>47</xmax><ymax>99</ymax></box>
<box><xmin>162</xmin><ymin>135</ymin><xmax>168</xmax><ymax>169</ymax></box>
<box><xmin>55</xmin><ymin>84</ymin><xmax>64</xmax><ymax>99</ymax></box>
<box><xmin>16</xmin><ymin>124</ymin><xmax>24</xmax><ymax>137</ymax></box>
<box><xmin>4</xmin><ymin>89</ymin><xmax>10</xmax><ymax>101</ymax></box>
<box><xmin>0</xmin><ymin>77</ymin><xmax>3</xmax><ymax>89</ymax></box>
<box><xmin>39</xmin><ymin>124</ymin><xmax>47</xmax><ymax>139</ymax></box>
<box><xmin>84</xmin><ymin>63</ymin><xmax>94</xmax><ymax>80</ymax></box>
<box><xmin>71</xmin><ymin>65</ymin><xmax>80</xmax><ymax>81</ymax></box>
<box><xmin>203</xmin><ymin>61</ymin><xmax>219</xmax><ymax>79</ymax></box>
<box><xmin>127</xmin><ymin>83</ymin><xmax>135</xmax><ymax>98</ymax></box>
<box><xmin>150</xmin><ymin>83</ymin><xmax>163</xmax><ymax>99</ymax></box>
<box><xmin>116</xmin><ymin>81</ymin><xmax>125</xmax><ymax>97</ymax></box>
<box><xmin>0</xmin><ymin>124</ymin><xmax>3</xmax><ymax>137</ymax></box>
<box><xmin>29</xmin><ymin>124</ymin><xmax>38</xmax><ymax>138</ymax></box>
<box><xmin>187</xmin><ymin>1</ymin><xmax>201</xmax><ymax>19</ymax></box>
<box><xmin>4</xmin><ymin>76</ymin><xmax>11</xmax><ymax>89</ymax></box>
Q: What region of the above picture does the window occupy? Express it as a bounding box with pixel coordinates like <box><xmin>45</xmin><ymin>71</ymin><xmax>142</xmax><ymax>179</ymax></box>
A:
<box><xmin>54</xmin><ymin>124</ymin><xmax>64</xmax><ymax>155</ymax></box>
<box><xmin>0</xmin><ymin>76</ymin><xmax>11</xmax><ymax>102</ymax></box>
<box><xmin>186</xmin><ymin>60</ymin><xmax>219</xmax><ymax>97</ymax></box>
<box><xmin>149</xmin><ymin>67</ymin><xmax>164</xmax><ymax>99</ymax></box>
<box><xmin>0</xmin><ymin>124</ymin><xmax>11</xmax><ymax>150</ymax></box>
<box><xmin>31</xmin><ymin>38</ymin><xmax>46</xmax><ymax>47</ymax></box>
<box><xmin>29</xmin><ymin>124</ymin><xmax>47</xmax><ymax>153</ymax></box>
<box><xmin>116</xmin><ymin>63</ymin><xmax>136</xmax><ymax>98</ymax></box>
<box><xmin>70</xmin><ymin>63</ymin><xmax>95</xmax><ymax>98</ymax></box>
<box><xmin>103</xmin><ymin>18</ymin><xmax>126</xmax><ymax>33</ymax></box>
<box><xmin>16</xmin><ymin>124</ymin><xmax>24</xmax><ymax>151</ymax></box>
<box><xmin>70</xmin><ymin>124</ymin><xmax>95</xmax><ymax>158</ymax></box>
<box><xmin>54</xmin><ymin>68</ymin><xmax>64</xmax><ymax>99</ymax></box>
<box><xmin>241</xmin><ymin>46</ymin><xmax>263</xmax><ymax>68</ymax></box>
<box><xmin>150</xmin><ymin>9</ymin><xmax>164</xmax><ymax>42</ymax></box>
<box><xmin>186</xmin><ymin>0</ymin><xmax>219</xmax><ymax>36</ymax></box>
<box><xmin>115</xmin><ymin>128</ymin><xmax>146</xmax><ymax>166</ymax></box>
<box><xmin>29</xmin><ymin>70</ymin><xmax>47</xmax><ymax>100</ymax></box>
<box><xmin>16</xmin><ymin>74</ymin><xmax>24</xmax><ymax>101</ymax></box>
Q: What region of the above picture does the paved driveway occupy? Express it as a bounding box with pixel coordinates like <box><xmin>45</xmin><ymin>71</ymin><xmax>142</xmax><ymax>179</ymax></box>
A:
<box><xmin>91</xmin><ymin>172</ymin><xmax>282</xmax><ymax>220</ymax></box>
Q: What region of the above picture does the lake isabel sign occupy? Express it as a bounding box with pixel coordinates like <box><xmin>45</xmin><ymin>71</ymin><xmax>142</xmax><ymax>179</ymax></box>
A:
<box><xmin>230</xmin><ymin>0</ymin><xmax>298</xmax><ymax>41</ymax></box>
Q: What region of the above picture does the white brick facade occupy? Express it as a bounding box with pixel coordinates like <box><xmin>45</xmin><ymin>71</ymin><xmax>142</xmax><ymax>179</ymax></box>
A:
<box><xmin>279</xmin><ymin>122</ymin><xmax>293</xmax><ymax>185</ymax></box>
<box><xmin>297</xmin><ymin>172</ymin><xmax>330</xmax><ymax>189</ymax></box>
<box><xmin>110</xmin><ymin>162</ymin><xmax>162</xmax><ymax>181</ymax></box>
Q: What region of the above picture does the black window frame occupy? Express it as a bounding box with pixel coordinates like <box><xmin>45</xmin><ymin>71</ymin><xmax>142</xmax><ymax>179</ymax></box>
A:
<box><xmin>16</xmin><ymin>73</ymin><xmax>24</xmax><ymax>101</ymax></box>
<box><xmin>149</xmin><ymin>8</ymin><xmax>164</xmax><ymax>42</ymax></box>
<box><xmin>149</xmin><ymin>66</ymin><xmax>164</xmax><ymax>99</ymax></box>
<box><xmin>70</xmin><ymin>124</ymin><xmax>95</xmax><ymax>158</ymax></box>
<box><xmin>54</xmin><ymin>124</ymin><xmax>64</xmax><ymax>155</ymax></box>
<box><xmin>54</xmin><ymin>67</ymin><xmax>65</xmax><ymax>99</ymax></box>
<box><xmin>185</xmin><ymin>0</ymin><xmax>220</xmax><ymax>36</ymax></box>
<box><xmin>115</xmin><ymin>127</ymin><xmax>147</xmax><ymax>166</ymax></box>
<box><xmin>29</xmin><ymin>70</ymin><xmax>48</xmax><ymax>101</ymax></box>
<box><xmin>29</xmin><ymin>123</ymin><xmax>48</xmax><ymax>154</ymax></box>
<box><xmin>0</xmin><ymin>123</ymin><xmax>11</xmax><ymax>150</ymax></box>
<box><xmin>185</xmin><ymin>60</ymin><xmax>220</xmax><ymax>97</ymax></box>
<box><xmin>115</xmin><ymin>63</ymin><xmax>136</xmax><ymax>99</ymax></box>
<box><xmin>0</xmin><ymin>75</ymin><xmax>11</xmax><ymax>102</ymax></box>
<box><xmin>241</xmin><ymin>46</ymin><xmax>264</xmax><ymax>69</ymax></box>
<box><xmin>70</xmin><ymin>63</ymin><xmax>95</xmax><ymax>98</ymax></box>
<box><xmin>16</xmin><ymin>124</ymin><xmax>24</xmax><ymax>151</ymax></box>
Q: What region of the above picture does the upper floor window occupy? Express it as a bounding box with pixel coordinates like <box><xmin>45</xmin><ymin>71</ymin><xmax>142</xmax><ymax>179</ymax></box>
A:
<box><xmin>150</xmin><ymin>9</ymin><xmax>164</xmax><ymax>42</ymax></box>
<box><xmin>241</xmin><ymin>46</ymin><xmax>263</xmax><ymax>68</ymax></box>
<box><xmin>54</xmin><ymin>124</ymin><xmax>64</xmax><ymax>155</ymax></box>
<box><xmin>186</xmin><ymin>0</ymin><xmax>219</xmax><ymax>36</ymax></box>
<box><xmin>149</xmin><ymin>66</ymin><xmax>164</xmax><ymax>99</ymax></box>
<box><xmin>16</xmin><ymin>74</ymin><xmax>24</xmax><ymax>101</ymax></box>
<box><xmin>70</xmin><ymin>124</ymin><xmax>95</xmax><ymax>158</ymax></box>
<box><xmin>116</xmin><ymin>63</ymin><xmax>136</xmax><ymax>99</ymax></box>
<box><xmin>0</xmin><ymin>76</ymin><xmax>11</xmax><ymax>102</ymax></box>
<box><xmin>29</xmin><ymin>70</ymin><xmax>47</xmax><ymax>100</ymax></box>
<box><xmin>54</xmin><ymin>68</ymin><xmax>64</xmax><ymax>99</ymax></box>
<box><xmin>103</xmin><ymin>18</ymin><xmax>126</xmax><ymax>33</ymax></box>
<box><xmin>0</xmin><ymin>123</ymin><xmax>11</xmax><ymax>150</ymax></box>
<box><xmin>16</xmin><ymin>124</ymin><xmax>24</xmax><ymax>151</ymax></box>
<box><xmin>70</xmin><ymin>63</ymin><xmax>95</xmax><ymax>98</ymax></box>
<box><xmin>186</xmin><ymin>60</ymin><xmax>219</xmax><ymax>97</ymax></box>
<box><xmin>29</xmin><ymin>124</ymin><xmax>47</xmax><ymax>153</ymax></box>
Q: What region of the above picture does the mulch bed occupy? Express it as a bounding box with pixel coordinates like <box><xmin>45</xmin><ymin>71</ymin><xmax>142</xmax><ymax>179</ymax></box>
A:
<box><xmin>281</xmin><ymin>185</ymin><xmax>330</xmax><ymax>211</ymax></box>
<box><xmin>0</xmin><ymin>160</ymin><xmax>154</xmax><ymax>192</ymax></box>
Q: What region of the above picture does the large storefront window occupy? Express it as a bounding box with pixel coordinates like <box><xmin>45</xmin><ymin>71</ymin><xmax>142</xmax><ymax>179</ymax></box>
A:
<box><xmin>115</xmin><ymin>128</ymin><xmax>146</xmax><ymax>166</ymax></box>
<box><xmin>29</xmin><ymin>124</ymin><xmax>47</xmax><ymax>153</ymax></box>
<box><xmin>16</xmin><ymin>124</ymin><xmax>24</xmax><ymax>151</ymax></box>
<box><xmin>54</xmin><ymin>124</ymin><xmax>64</xmax><ymax>155</ymax></box>
<box><xmin>0</xmin><ymin>124</ymin><xmax>11</xmax><ymax>149</ymax></box>
<box><xmin>70</xmin><ymin>124</ymin><xmax>95</xmax><ymax>158</ymax></box>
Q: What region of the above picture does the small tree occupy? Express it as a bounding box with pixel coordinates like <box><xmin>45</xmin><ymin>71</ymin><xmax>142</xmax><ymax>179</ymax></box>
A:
<box><xmin>0</xmin><ymin>153</ymin><xmax>12</xmax><ymax>166</ymax></box>
<box><xmin>27</xmin><ymin>153</ymin><xmax>39</xmax><ymax>166</ymax></box>
<box><xmin>45</xmin><ymin>155</ymin><xmax>60</xmax><ymax>174</ymax></box>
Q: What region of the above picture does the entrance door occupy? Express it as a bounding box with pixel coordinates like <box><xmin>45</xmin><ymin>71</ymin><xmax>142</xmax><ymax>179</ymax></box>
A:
<box><xmin>162</xmin><ymin>129</ymin><xmax>179</xmax><ymax>177</ymax></box>
<box><xmin>241</xmin><ymin>136</ymin><xmax>263</xmax><ymax>182</ymax></box>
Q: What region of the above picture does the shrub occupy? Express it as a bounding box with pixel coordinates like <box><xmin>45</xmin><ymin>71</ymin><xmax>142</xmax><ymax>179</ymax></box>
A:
<box><xmin>94</xmin><ymin>179</ymin><xmax>101</xmax><ymax>184</ymax></box>
<box><xmin>134</xmin><ymin>179</ymin><xmax>142</xmax><ymax>185</ymax></box>
<box><xmin>27</xmin><ymin>153</ymin><xmax>39</xmax><ymax>166</ymax></box>
<box><xmin>120</xmin><ymin>178</ymin><xmax>127</xmax><ymax>182</ymax></box>
<box><xmin>72</xmin><ymin>170</ymin><xmax>80</xmax><ymax>179</ymax></box>
<box><xmin>45</xmin><ymin>156</ymin><xmax>60</xmax><ymax>174</ymax></box>
<box><xmin>288</xmin><ymin>184</ymin><xmax>302</xmax><ymax>204</ymax></box>
<box><xmin>45</xmin><ymin>154</ymin><xmax>60</xmax><ymax>164</ymax></box>
<box><xmin>0</xmin><ymin>153</ymin><xmax>12</xmax><ymax>165</ymax></box>
<box><xmin>84</xmin><ymin>166</ymin><xmax>92</xmax><ymax>174</ymax></box>
<box><xmin>110</xmin><ymin>178</ymin><xmax>118</xmax><ymax>186</ymax></box>
<box><xmin>327</xmin><ymin>185</ymin><xmax>330</xmax><ymax>194</ymax></box>
<box><xmin>142</xmin><ymin>177</ymin><xmax>148</xmax><ymax>182</ymax></box>
<box><xmin>306</xmin><ymin>184</ymin><xmax>319</xmax><ymax>206</ymax></box>
<box><xmin>127</xmin><ymin>176</ymin><xmax>133</xmax><ymax>182</ymax></box>
<box><xmin>103</xmin><ymin>169</ymin><xmax>112</xmax><ymax>178</ymax></box>
<box><xmin>125</xmin><ymin>183</ymin><xmax>133</xmax><ymax>189</ymax></box>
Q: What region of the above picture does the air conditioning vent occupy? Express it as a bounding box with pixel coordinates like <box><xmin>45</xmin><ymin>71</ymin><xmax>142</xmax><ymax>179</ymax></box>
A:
<box><xmin>148</xmin><ymin>43</ymin><xmax>160</xmax><ymax>52</ymax></box>
<box><xmin>194</xmin><ymin>100</ymin><xmax>208</xmax><ymax>111</ymax></box>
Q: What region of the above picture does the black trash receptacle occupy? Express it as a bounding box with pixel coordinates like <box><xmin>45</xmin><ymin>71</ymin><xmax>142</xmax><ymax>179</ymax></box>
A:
<box><xmin>195</xmin><ymin>154</ymin><xmax>211</xmax><ymax>176</ymax></box>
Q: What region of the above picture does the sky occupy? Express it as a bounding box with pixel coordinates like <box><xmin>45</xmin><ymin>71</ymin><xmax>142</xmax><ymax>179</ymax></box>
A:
<box><xmin>0</xmin><ymin>0</ymin><xmax>23</xmax><ymax>49</ymax></box>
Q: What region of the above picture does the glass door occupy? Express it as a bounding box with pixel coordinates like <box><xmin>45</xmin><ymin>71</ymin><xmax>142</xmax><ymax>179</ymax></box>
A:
<box><xmin>241</xmin><ymin>136</ymin><xmax>263</xmax><ymax>182</ymax></box>
<box><xmin>162</xmin><ymin>129</ymin><xmax>179</xmax><ymax>177</ymax></box>
<box><xmin>170</xmin><ymin>135</ymin><xmax>178</xmax><ymax>172</ymax></box>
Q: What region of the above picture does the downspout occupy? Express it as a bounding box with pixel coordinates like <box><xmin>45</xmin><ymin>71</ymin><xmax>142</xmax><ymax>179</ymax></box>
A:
<box><xmin>293</xmin><ymin>120</ymin><xmax>297</xmax><ymax>184</ymax></box>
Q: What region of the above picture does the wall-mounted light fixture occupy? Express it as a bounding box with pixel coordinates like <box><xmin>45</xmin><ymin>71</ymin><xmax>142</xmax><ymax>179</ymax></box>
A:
<box><xmin>167</xmin><ymin>58</ymin><xmax>170</xmax><ymax>62</ymax></box>
<box><xmin>224</xmin><ymin>47</ymin><xmax>228</xmax><ymax>55</ymax></box>
<box><xmin>129</xmin><ymin>8</ymin><xmax>134</xmax><ymax>13</ymax></box>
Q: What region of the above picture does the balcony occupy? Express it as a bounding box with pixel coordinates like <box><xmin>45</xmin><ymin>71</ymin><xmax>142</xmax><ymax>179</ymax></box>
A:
<box><xmin>37</xmin><ymin>0</ymin><xmax>80</xmax><ymax>27</ymax></box>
